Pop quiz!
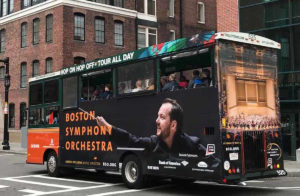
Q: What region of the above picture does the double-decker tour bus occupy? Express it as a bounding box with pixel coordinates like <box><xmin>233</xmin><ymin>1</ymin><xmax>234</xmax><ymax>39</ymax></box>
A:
<box><xmin>27</xmin><ymin>31</ymin><xmax>286</xmax><ymax>188</ymax></box>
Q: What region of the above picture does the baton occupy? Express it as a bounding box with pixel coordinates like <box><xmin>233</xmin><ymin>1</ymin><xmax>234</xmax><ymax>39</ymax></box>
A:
<box><xmin>78</xmin><ymin>107</ymin><xmax>96</xmax><ymax>120</ymax></box>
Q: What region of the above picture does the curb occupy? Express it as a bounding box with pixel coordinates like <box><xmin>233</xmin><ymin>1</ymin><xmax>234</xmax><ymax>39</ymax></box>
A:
<box><xmin>286</xmin><ymin>171</ymin><xmax>300</xmax><ymax>177</ymax></box>
<box><xmin>0</xmin><ymin>149</ymin><xmax>27</xmax><ymax>155</ymax></box>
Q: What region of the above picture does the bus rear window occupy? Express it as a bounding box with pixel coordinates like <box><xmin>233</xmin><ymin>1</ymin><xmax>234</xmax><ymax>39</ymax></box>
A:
<box><xmin>30</xmin><ymin>83</ymin><xmax>42</xmax><ymax>105</ymax></box>
<box><xmin>44</xmin><ymin>80</ymin><xmax>59</xmax><ymax>104</ymax></box>
<box><xmin>63</xmin><ymin>76</ymin><xmax>78</xmax><ymax>109</ymax></box>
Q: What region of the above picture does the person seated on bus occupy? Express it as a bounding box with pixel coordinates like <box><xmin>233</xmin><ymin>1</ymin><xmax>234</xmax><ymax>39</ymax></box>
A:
<box><xmin>91</xmin><ymin>88</ymin><xmax>100</xmax><ymax>101</ymax></box>
<box><xmin>100</xmin><ymin>84</ymin><xmax>112</xmax><ymax>100</ymax></box>
<box><xmin>188</xmin><ymin>70</ymin><xmax>202</xmax><ymax>88</ymax></box>
<box><xmin>160</xmin><ymin>76</ymin><xmax>168</xmax><ymax>88</ymax></box>
<box><xmin>201</xmin><ymin>69</ymin><xmax>212</xmax><ymax>87</ymax></box>
<box><xmin>118</xmin><ymin>82</ymin><xmax>126</xmax><ymax>94</ymax></box>
<box><xmin>132</xmin><ymin>80</ymin><xmax>143</xmax><ymax>92</ymax></box>
<box><xmin>162</xmin><ymin>73</ymin><xmax>179</xmax><ymax>92</ymax></box>
<box><xmin>146</xmin><ymin>78</ymin><xmax>155</xmax><ymax>90</ymax></box>
<box><xmin>178</xmin><ymin>75</ymin><xmax>188</xmax><ymax>89</ymax></box>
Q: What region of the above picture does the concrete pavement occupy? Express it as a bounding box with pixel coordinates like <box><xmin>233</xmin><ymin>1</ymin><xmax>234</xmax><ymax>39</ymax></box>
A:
<box><xmin>0</xmin><ymin>143</ymin><xmax>299</xmax><ymax>177</ymax></box>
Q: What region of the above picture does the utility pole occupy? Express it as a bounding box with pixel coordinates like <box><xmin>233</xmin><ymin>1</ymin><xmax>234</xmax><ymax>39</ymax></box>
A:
<box><xmin>0</xmin><ymin>57</ymin><xmax>10</xmax><ymax>150</ymax></box>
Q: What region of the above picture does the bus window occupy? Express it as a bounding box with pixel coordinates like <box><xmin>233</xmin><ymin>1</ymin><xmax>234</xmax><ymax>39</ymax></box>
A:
<box><xmin>44</xmin><ymin>80</ymin><xmax>59</xmax><ymax>104</ymax></box>
<box><xmin>80</xmin><ymin>69</ymin><xmax>112</xmax><ymax>101</ymax></box>
<box><xmin>45</xmin><ymin>106</ymin><xmax>59</xmax><ymax>125</ymax></box>
<box><xmin>117</xmin><ymin>60</ymin><xmax>154</xmax><ymax>94</ymax></box>
<box><xmin>29</xmin><ymin>108</ymin><xmax>43</xmax><ymax>126</ymax></box>
<box><xmin>63</xmin><ymin>76</ymin><xmax>78</xmax><ymax>109</ymax></box>
<box><xmin>30</xmin><ymin>83</ymin><xmax>42</xmax><ymax>105</ymax></box>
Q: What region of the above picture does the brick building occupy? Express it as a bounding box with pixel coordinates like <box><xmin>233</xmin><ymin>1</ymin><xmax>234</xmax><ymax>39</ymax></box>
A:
<box><xmin>0</xmin><ymin>0</ymin><xmax>238</xmax><ymax>143</ymax></box>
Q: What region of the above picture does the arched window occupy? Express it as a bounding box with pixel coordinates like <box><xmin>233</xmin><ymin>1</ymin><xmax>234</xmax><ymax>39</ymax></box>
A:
<box><xmin>33</xmin><ymin>18</ymin><xmax>40</xmax><ymax>45</ymax></box>
<box><xmin>20</xmin><ymin>62</ymin><xmax>27</xmax><ymax>88</ymax></box>
<box><xmin>45</xmin><ymin>57</ymin><xmax>53</xmax><ymax>74</ymax></box>
<box><xmin>95</xmin><ymin>17</ymin><xmax>105</xmax><ymax>43</ymax></box>
<box><xmin>21</xmin><ymin>22</ymin><xmax>27</xmax><ymax>48</ymax></box>
<box><xmin>20</xmin><ymin>102</ymin><xmax>27</xmax><ymax>127</ymax></box>
<box><xmin>32</xmin><ymin>60</ymin><xmax>39</xmax><ymax>77</ymax></box>
<box><xmin>74</xmin><ymin>13</ymin><xmax>85</xmax><ymax>41</ymax></box>
<box><xmin>9</xmin><ymin>103</ymin><xmax>15</xmax><ymax>128</ymax></box>
<box><xmin>0</xmin><ymin>29</ymin><xmax>5</xmax><ymax>53</ymax></box>
<box><xmin>74</xmin><ymin>56</ymin><xmax>85</xmax><ymax>65</ymax></box>
<box><xmin>46</xmin><ymin>14</ymin><xmax>53</xmax><ymax>43</ymax></box>
<box><xmin>114</xmin><ymin>21</ymin><xmax>123</xmax><ymax>46</ymax></box>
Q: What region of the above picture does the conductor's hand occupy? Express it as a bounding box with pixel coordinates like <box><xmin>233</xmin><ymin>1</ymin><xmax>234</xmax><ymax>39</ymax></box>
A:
<box><xmin>96</xmin><ymin>116</ymin><xmax>111</xmax><ymax>128</ymax></box>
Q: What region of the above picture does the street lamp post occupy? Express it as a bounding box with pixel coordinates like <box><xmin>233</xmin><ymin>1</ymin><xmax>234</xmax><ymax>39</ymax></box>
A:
<box><xmin>0</xmin><ymin>57</ymin><xmax>10</xmax><ymax>150</ymax></box>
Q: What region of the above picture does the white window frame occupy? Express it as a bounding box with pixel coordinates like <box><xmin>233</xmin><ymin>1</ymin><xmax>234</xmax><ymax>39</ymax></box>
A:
<box><xmin>170</xmin><ymin>30</ymin><xmax>175</xmax><ymax>41</ymax></box>
<box><xmin>197</xmin><ymin>2</ymin><xmax>205</xmax><ymax>24</ymax></box>
<box><xmin>144</xmin><ymin>0</ymin><xmax>156</xmax><ymax>16</ymax></box>
<box><xmin>169</xmin><ymin>0</ymin><xmax>174</xmax><ymax>17</ymax></box>
<box><xmin>138</xmin><ymin>26</ymin><xmax>157</xmax><ymax>49</ymax></box>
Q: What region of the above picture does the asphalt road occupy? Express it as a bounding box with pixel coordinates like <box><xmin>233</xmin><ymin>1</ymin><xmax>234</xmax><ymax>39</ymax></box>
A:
<box><xmin>1</xmin><ymin>152</ymin><xmax>300</xmax><ymax>196</ymax></box>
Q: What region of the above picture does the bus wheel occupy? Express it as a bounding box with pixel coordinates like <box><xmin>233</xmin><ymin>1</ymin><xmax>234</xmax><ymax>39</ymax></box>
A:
<box><xmin>47</xmin><ymin>151</ymin><xmax>60</xmax><ymax>177</ymax></box>
<box><xmin>122</xmin><ymin>155</ymin><xmax>146</xmax><ymax>189</ymax></box>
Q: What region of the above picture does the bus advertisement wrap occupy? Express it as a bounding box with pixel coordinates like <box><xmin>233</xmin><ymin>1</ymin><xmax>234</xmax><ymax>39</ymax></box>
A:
<box><xmin>59</xmin><ymin>91</ymin><xmax>222</xmax><ymax>179</ymax></box>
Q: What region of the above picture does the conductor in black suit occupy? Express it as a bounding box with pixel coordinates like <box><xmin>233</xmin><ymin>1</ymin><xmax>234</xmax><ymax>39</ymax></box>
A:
<box><xmin>96</xmin><ymin>98</ymin><xmax>205</xmax><ymax>155</ymax></box>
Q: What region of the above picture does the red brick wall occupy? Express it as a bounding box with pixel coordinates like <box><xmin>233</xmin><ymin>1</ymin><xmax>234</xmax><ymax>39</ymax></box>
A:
<box><xmin>62</xmin><ymin>6</ymin><xmax>136</xmax><ymax>67</ymax></box>
<box><xmin>216</xmin><ymin>0</ymin><xmax>239</xmax><ymax>32</ymax></box>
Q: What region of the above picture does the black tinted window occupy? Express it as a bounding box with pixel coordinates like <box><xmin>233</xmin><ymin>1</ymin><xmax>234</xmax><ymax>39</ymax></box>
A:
<box><xmin>30</xmin><ymin>83</ymin><xmax>42</xmax><ymax>105</ymax></box>
<box><xmin>44</xmin><ymin>80</ymin><xmax>59</xmax><ymax>103</ymax></box>
<box><xmin>63</xmin><ymin>76</ymin><xmax>78</xmax><ymax>108</ymax></box>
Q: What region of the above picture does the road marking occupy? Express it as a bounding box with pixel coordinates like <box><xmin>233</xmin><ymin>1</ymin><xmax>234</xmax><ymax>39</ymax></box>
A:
<box><xmin>0</xmin><ymin>175</ymin><xmax>42</xmax><ymax>179</ymax></box>
<box><xmin>245</xmin><ymin>180</ymin><xmax>264</xmax><ymax>183</ymax></box>
<box><xmin>275</xmin><ymin>187</ymin><xmax>300</xmax><ymax>190</ymax></box>
<box><xmin>0</xmin><ymin>154</ymin><xmax>14</xmax><ymax>157</ymax></box>
<box><xmin>1</xmin><ymin>178</ymin><xmax>77</xmax><ymax>189</ymax></box>
<box><xmin>23</xmin><ymin>183</ymin><xmax>122</xmax><ymax>196</ymax></box>
<box><xmin>0</xmin><ymin>185</ymin><xmax>9</xmax><ymax>188</ymax></box>
<box><xmin>32</xmin><ymin>175</ymin><xmax>104</xmax><ymax>184</ymax></box>
<box><xmin>88</xmin><ymin>185</ymin><xmax>172</xmax><ymax>196</ymax></box>
<box><xmin>19</xmin><ymin>189</ymin><xmax>45</xmax><ymax>194</ymax></box>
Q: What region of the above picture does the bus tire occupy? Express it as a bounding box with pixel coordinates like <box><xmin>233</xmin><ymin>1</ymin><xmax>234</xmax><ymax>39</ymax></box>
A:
<box><xmin>121</xmin><ymin>155</ymin><xmax>146</xmax><ymax>189</ymax></box>
<box><xmin>47</xmin><ymin>151</ymin><xmax>60</xmax><ymax>177</ymax></box>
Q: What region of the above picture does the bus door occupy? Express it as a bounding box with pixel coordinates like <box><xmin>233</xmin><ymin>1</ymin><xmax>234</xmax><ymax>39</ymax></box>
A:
<box><xmin>281</xmin><ymin>112</ymin><xmax>296</xmax><ymax>160</ymax></box>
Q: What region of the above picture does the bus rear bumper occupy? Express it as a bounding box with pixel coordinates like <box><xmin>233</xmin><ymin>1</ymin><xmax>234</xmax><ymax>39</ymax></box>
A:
<box><xmin>225</xmin><ymin>169</ymin><xmax>287</xmax><ymax>182</ymax></box>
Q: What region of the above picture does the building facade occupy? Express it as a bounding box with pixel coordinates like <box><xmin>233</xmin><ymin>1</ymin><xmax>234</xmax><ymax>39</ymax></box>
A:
<box><xmin>239</xmin><ymin>0</ymin><xmax>300</xmax><ymax>160</ymax></box>
<box><xmin>0</xmin><ymin>0</ymin><xmax>238</xmax><ymax>144</ymax></box>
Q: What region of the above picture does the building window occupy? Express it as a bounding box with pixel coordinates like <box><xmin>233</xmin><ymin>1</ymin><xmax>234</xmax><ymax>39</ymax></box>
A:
<box><xmin>9</xmin><ymin>103</ymin><xmax>15</xmax><ymax>128</ymax></box>
<box><xmin>169</xmin><ymin>0</ymin><xmax>174</xmax><ymax>17</ymax></box>
<box><xmin>32</xmin><ymin>60</ymin><xmax>39</xmax><ymax>77</ymax></box>
<box><xmin>74</xmin><ymin>56</ymin><xmax>85</xmax><ymax>65</ymax></box>
<box><xmin>46</xmin><ymin>14</ymin><xmax>53</xmax><ymax>43</ymax></box>
<box><xmin>21</xmin><ymin>22</ymin><xmax>27</xmax><ymax>48</ymax></box>
<box><xmin>33</xmin><ymin>18</ymin><xmax>40</xmax><ymax>45</ymax></box>
<box><xmin>138</xmin><ymin>26</ymin><xmax>157</xmax><ymax>49</ymax></box>
<box><xmin>197</xmin><ymin>2</ymin><xmax>205</xmax><ymax>24</ymax></box>
<box><xmin>9</xmin><ymin>0</ymin><xmax>13</xmax><ymax>13</ymax></box>
<box><xmin>74</xmin><ymin>13</ymin><xmax>85</xmax><ymax>41</ymax></box>
<box><xmin>20</xmin><ymin>102</ymin><xmax>26</xmax><ymax>127</ymax></box>
<box><xmin>114</xmin><ymin>21</ymin><xmax>123</xmax><ymax>46</ymax></box>
<box><xmin>22</xmin><ymin>0</ymin><xmax>30</xmax><ymax>8</ymax></box>
<box><xmin>45</xmin><ymin>58</ymin><xmax>52</xmax><ymax>74</ymax></box>
<box><xmin>0</xmin><ymin>66</ymin><xmax>4</xmax><ymax>79</ymax></box>
<box><xmin>20</xmin><ymin>62</ymin><xmax>27</xmax><ymax>88</ymax></box>
<box><xmin>170</xmin><ymin>30</ymin><xmax>175</xmax><ymax>41</ymax></box>
<box><xmin>95</xmin><ymin>17</ymin><xmax>105</xmax><ymax>43</ymax></box>
<box><xmin>0</xmin><ymin>29</ymin><xmax>5</xmax><ymax>53</ymax></box>
<box><xmin>113</xmin><ymin>0</ymin><xmax>123</xmax><ymax>7</ymax></box>
<box><xmin>147</xmin><ymin>0</ymin><xmax>156</xmax><ymax>15</ymax></box>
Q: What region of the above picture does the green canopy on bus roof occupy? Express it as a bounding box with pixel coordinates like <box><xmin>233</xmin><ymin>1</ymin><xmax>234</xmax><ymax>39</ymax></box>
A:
<box><xmin>60</xmin><ymin>31</ymin><xmax>216</xmax><ymax>76</ymax></box>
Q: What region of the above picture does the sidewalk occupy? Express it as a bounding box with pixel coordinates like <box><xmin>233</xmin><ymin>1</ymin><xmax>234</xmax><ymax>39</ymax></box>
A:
<box><xmin>1</xmin><ymin>143</ymin><xmax>299</xmax><ymax>177</ymax></box>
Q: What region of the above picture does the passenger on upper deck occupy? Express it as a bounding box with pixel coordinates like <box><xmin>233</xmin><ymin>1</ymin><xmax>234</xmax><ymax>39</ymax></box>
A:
<box><xmin>162</xmin><ymin>73</ymin><xmax>179</xmax><ymax>92</ymax></box>
<box><xmin>178</xmin><ymin>75</ymin><xmax>188</xmax><ymax>89</ymax></box>
<box><xmin>132</xmin><ymin>80</ymin><xmax>143</xmax><ymax>92</ymax></box>
<box><xmin>100</xmin><ymin>84</ymin><xmax>112</xmax><ymax>99</ymax></box>
<box><xmin>201</xmin><ymin>69</ymin><xmax>212</xmax><ymax>87</ymax></box>
<box><xmin>188</xmin><ymin>70</ymin><xmax>202</xmax><ymax>88</ymax></box>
